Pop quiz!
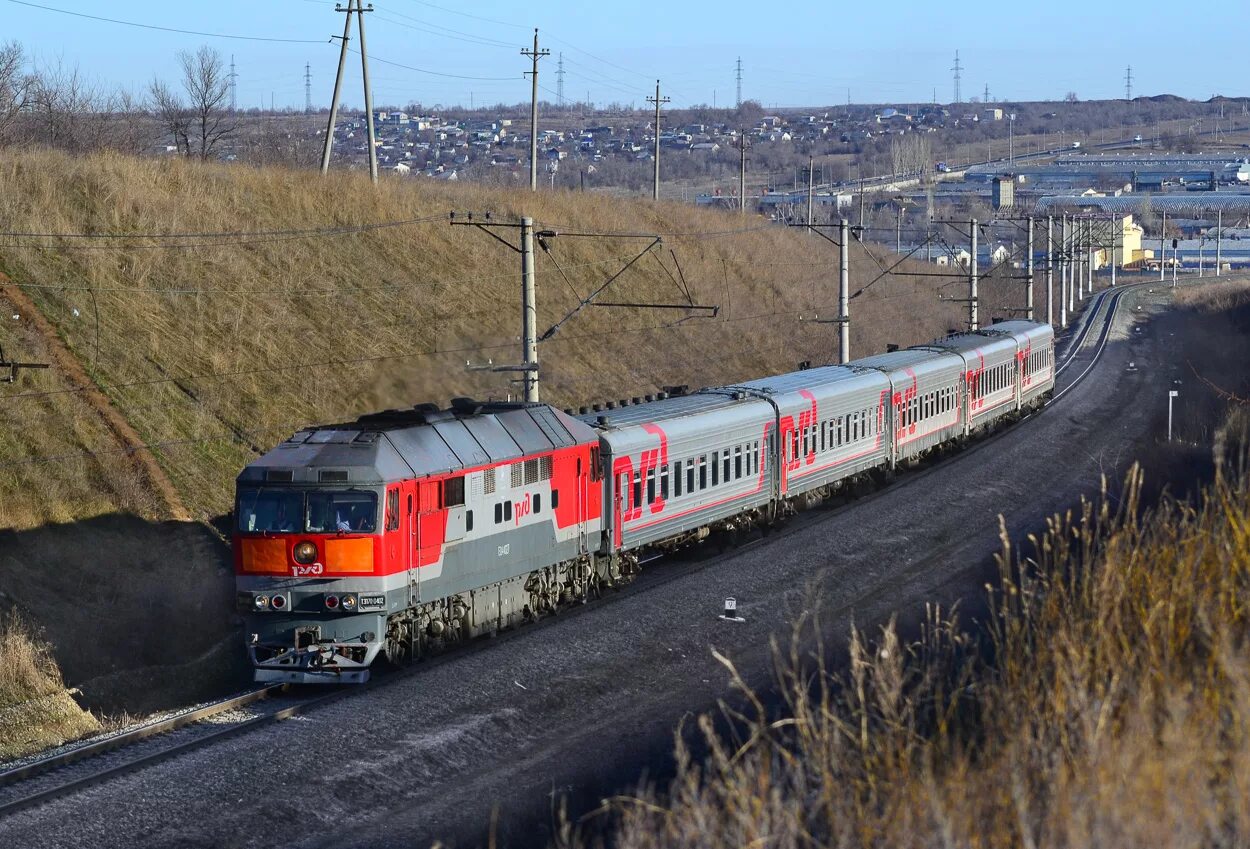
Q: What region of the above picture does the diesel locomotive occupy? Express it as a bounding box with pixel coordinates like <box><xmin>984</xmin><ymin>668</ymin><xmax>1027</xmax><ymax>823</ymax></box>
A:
<box><xmin>234</xmin><ymin>320</ymin><xmax>1054</xmax><ymax>682</ymax></box>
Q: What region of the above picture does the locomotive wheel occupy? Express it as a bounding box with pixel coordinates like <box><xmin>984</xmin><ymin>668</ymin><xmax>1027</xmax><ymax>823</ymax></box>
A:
<box><xmin>385</xmin><ymin>621</ymin><xmax>414</xmax><ymax>666</ymax></box>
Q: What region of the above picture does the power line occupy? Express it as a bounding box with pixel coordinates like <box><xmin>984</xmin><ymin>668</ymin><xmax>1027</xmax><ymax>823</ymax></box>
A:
<box><xmin>371</xmin><ymin>10</ymin><xmax>515</xmax><ymax>49</ymax></box>
<box><xmin>0</xmin><ymin>214</ymin><xmax>446</xmax><ymax>242</ymax></box>
<box><xmin>5</xmin><ymin>0</ymin><xmax>324</xmax><ymax>43</ymax></box>
<box><xmin>397</xmin><ymin>0</ymin><xmax>526</xmax><ymax>30</ymax></box>
<box><xmin>347</xmin><ymin>47</ymin><xmax>516</xmax><ymax>81</ymax></box>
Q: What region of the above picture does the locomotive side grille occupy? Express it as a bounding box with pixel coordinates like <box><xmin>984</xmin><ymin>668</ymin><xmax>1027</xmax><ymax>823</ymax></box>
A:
<box><xmin>265</xmin><ymin>469</ymin><xmax>294</xmax><ymax>483</ymax></box>
<box><xmin>511</xmin><ymin>462</ymin><xmax>523</xmax><ymax>488</ymax></box>
<box><xmin>524</xmin><ymin>458</ymin><xmax>539</xmax><ymax>484</ymax></box>
<box><xmin>539</xmin><ymin>456</ymin><xmax>552</xmax><ymax>481</ymax></box>
<box><xmin>318</xmin><ymin>469</ymin><xmax>349</xmax><ymax>483</ymax></box>
<box><xmin>483</xmin><ymin>467</ymin><xmax>496</xmax><ymax>494</ymax></box>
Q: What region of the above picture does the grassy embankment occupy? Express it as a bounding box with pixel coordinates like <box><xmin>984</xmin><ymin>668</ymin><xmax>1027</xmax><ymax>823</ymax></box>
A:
<box><xmin>0</xmin><ymin>613</ymin><xmax>98</xmax><ymax>761</ymax></box>
<box><xmin>0</xmin><ymin>147</ymin><xmax>1017</xmax><ymax>756</ymax></box>
<box><xmin>594</xmin><ymin>284</ymin><xmax>1250</xmax><ymax>848</ymax></box>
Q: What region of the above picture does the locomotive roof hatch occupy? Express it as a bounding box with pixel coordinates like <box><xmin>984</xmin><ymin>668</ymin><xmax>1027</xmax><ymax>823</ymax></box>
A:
<box><xmin>238</xmin><ymin>401</ymin><xmax>599</xmax><ymax>486</ymax></box>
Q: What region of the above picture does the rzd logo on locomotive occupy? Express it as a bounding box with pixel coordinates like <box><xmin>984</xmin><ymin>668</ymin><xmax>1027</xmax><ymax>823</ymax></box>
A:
<box><xmin>291</xmin><ymin>562</ymin><xmax>324</xmax><ymax>577</ymax></box>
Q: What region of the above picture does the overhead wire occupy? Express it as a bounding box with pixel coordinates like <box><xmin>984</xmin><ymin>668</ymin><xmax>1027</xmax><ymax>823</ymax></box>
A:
<box><xmin>5</xmin><ymin>0</ymin><xmax>325</xmax><ymax>43</ymax></box>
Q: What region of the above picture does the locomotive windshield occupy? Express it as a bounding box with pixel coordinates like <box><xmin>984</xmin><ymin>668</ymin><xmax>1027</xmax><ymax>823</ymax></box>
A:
<box><xmin>237</xmin><ymin>488</ymin><xmax>378</xmax><ymax>533</ymax></box>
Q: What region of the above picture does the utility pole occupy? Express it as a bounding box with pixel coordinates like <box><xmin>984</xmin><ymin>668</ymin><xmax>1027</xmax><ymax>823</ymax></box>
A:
<box><xmin>858</xmin><ymin>175</ymin><xmax>865</xmax><ymax>229</ymax></box>
<box><xmin>1160</xmin><ymin>211</ymin><xmax>1167</xmax><ymax>282</ymax></box>
<box><xmin>1060</xmin><ymin>215</ymin><xmax>1069</xmax><ymax>328</ymax></box>
<box><xmin>356</xmin><ymin>0</ymin><xmax>378</xmax><ymax>184</ymax></box>
<box><xmin>229</xmin><ymin>55</ymin><xmax>238</xmax><ymax>112</ymax></box>
<box><xmin>320</xmin><ymin>2</ymin><xmax>355</xmax><ymax>174</ymax></box>
<box><xmin>735</xmin><ymin>57</ymin><xmax>743</xmax><ymax>108</ymax></box>
<box><xmin>839</xmin><ymin>218</ymin><xmax>850</xmax><ymax>363</ymax></box>
<box><xmin>556</xmin><ymin>52</ymin><xmax>565</xmax><ymax>107</ymax></box>
<box><xmin>1216</xmin><ymin>209</ymin><xmax>1223</xmax><ymax>276</ymax></box>
<box><xmin>522</xmin><ymin>29</ymin><xmax>549</xmax><ymax>192</ymax></box>
<box><xmin>1045</xmin><ymin>215</ymin><xmax>1054</xmax><ymax>326</ymax></box>
<box><xmin>895</xmin><ymin>204</ymin><xmax>903</xmax><ymax>254</ymax></box>
<box><xmin>970</xmin><ymin>217</ymin><xmax>979</xmax><ymax>331</ymax></box>
<box><xmin>520</xmin><ymin>217</ymin><xmax>539</xmax><ymax>402</ymax></box>
<box><xmin>1086</xmin><ymin>218</ymin><xmax>1094</xmax><ymax>297</ymax></box>
<box><xmin>738</xmin><ymin>135</ymin><xmax>748</xmax><ymax>216</ymax></box>
<box><xmin>1026</xmin><ymin>215</ymin><xmax>1034</xmax><ymax>320</ymax></box>
<box><xmin>647</xmin><ymin>80</ymin><xmax>670</xmax><ymax>201</ymax></box>
<box><xmin>1110</xmin><ymin>214</ymin><xmax>1117</xmax><ymax>287</ymax></box>
<box><xmin>806</xmin><ymin>156</ymin><xmax>814</xmax><ymax>233</ymax></box>
<box><xmin>1125</xmin><ymin>65</ymin><xmax>1133</xmax><ymax>100</ymax></box>
<box><xmin>951</xmin><ymin>50</ymin><xmax>962</xmax><ymax>104</ymax></box>
<box><xmin>304</xmin><ymin>62</ymin><xmax>312</xmax><ymax>114</ymax></box>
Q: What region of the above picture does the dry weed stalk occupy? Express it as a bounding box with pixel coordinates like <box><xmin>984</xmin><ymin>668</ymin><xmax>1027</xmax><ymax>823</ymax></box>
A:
<box><xmin>594</xmin><ymin>462</ymin><xmax>1250</xmax><ymax>848</ymax></box>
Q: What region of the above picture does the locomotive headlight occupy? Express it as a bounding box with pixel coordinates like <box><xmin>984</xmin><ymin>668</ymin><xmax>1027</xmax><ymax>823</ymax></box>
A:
<box><xmin>253</xmin><ymin>595</ymin><xmax>270</xmax><ymax>611</ymax></box>
<box><xmin>340</xmin><ymin>594</ymin><xmax>357</xmax><ymax>612</ymax></box>
<box><xmin>293</xmin><ymin>541</ymin><xmax>317</xmax><ymax>564</ymax></box>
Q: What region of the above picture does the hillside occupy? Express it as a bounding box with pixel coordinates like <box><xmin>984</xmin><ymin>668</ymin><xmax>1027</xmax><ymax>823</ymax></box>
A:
<box><xmin>0</xmin><ymin>148</ymin><xmax>1018</xmax><ymax>525</ymax></box>
<box><xmin>0</xmin><ymin>148</ymin><xmax>1021</xmax><ymax>736</ymax></box>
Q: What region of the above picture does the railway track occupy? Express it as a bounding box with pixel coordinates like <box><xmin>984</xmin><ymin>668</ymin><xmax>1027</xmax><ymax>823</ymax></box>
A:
<box><xmin>0</xmin><ymin>280</ymin><xmax>1144</xmax><ymax>822</ymax></box>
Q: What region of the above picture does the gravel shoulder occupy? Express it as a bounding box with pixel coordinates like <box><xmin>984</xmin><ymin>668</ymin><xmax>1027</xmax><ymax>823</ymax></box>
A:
<box><xmin>0</xmin><ymin>285</ymin><xmax>1177</xmax><ymax>849</ymax></box>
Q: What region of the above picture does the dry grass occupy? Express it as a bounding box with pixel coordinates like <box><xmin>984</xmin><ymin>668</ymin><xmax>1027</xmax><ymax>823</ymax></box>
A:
<box><xmin>0</xmin><ymin>147</ymin><xmax>1024</xmax><ymax>525</ymax></box>
<box><xmin>0</xmin><ymin>611</ymin><xmax>99</xmax><ymax>761</ymax></box>
<box><xmin>590</xmin><ymin>453</ymin><xmax>1250</xmax><ymax>849</ymax></box>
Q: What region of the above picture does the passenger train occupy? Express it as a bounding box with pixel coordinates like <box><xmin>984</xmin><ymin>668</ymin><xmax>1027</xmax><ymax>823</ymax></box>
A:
<box><xmin>234</xmin><ymin>320</ymin><xmax>1054</xmax><ymax>682</ymax></box>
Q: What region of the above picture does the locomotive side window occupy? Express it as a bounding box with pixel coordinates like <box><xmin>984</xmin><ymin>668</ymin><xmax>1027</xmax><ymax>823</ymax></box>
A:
<box><xmin>385</xmin><ymin>489</ymin><xmax>400</xmax><ymax>531</ymax></box>
<box><xmin>551</xmin><ymin>490</ymin><xmax>559</xmax><ymax>509</ymax></box>
<box><xmin>443</xmin><ymin>476</ymin><xmax>465</xmax><ymax>507</ymax></box>
<box><xmin>533</xmin><ymin>494</ymin><xmax>542</xmax><ymax>513</ymax></box>
<box><xmin>495</xmin><ymin>503</ymin><xmax>503</xmax><ymax>524</ymax></box>
<box><xmin>466</xmin><ymin>511</ymin><xmax>474</xmax><ymax>532</ymax></box>
<box><xmin>504</xmin><ymin>501</ymin><xmax>513</xmax><ymax>522</ymax></box>
<box><xmin>590</xmin><ymin>447</ymin><xmax>602</xmax><ymax>481</ymax></box>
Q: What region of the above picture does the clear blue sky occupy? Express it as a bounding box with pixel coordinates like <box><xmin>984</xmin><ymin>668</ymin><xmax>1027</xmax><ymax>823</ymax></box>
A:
<box><xmin>2</xmin><ymin>0</ymin><xmax>1241</xmax><ymax>111</ymax></box>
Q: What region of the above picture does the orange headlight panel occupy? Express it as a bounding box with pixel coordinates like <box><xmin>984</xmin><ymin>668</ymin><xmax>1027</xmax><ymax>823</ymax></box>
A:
<box><xmin>325</xmin><ymin>538</ymin><xmax>374</xmax><ymax>573</ymax></box>
<box><xmin>240</xmin><ymin>538</ymin><xmax>289</xmax><ymax>574</ymax></box>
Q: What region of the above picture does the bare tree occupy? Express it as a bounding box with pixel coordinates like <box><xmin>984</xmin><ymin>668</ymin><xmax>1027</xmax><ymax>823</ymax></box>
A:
<box><xmin>0</xmin><ymin>40</ymin><xmax>30</xmax><ymax>144</ymax></box>
<box><xmin>179</xmin><ymin>46</ymin><xmax>232</xmax><ymax>160</ymax></box>
<box><xmin>149</xmin><ymin>77</ymin><xmax>191</xmax><ymax>156</ymax></box>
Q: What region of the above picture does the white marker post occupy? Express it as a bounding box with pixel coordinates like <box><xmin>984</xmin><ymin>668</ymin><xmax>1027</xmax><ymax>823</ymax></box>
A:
<box><xmin>720</xmin><ymin>597</ymin><xmax>745</xmax><ymax>622</ymax></box>
<box><xmin>1168</xmin><ymin>390</ymin><xmax>1179</xmax><ymax>441</ymax></box>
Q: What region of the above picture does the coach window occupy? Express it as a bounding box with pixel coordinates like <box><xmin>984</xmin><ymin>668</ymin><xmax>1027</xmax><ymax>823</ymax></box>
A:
<box><xmin>688</xmin><ymin>462</ymin><xmax>696</xmax><ymax>493</ymax></box>
<box><xmin>674</xmin><ymin>461</ymin><xmax>683</xmax><ymax>497</ymax></box>
<box><xmin>633</xmin><ymin>472</ymin><xmax>643</xmax><ymax>509</ymax></box>
<box><xmin>723</xmin><ymin>451</ymin><xmax>731</xmax><ymax>482</ymax></box>
<box><xmin>734</xmin><ymin>446</ymin><xmax>742</xmax><ymax>479</ymax></box>
<box><xmin>646</xmin><ymin>468</ymin><xmax>655</xmax><ymax>504</ymax></box>
<box><xmin>660</xmin><ymin>466</ymin><xmax>669</xmax><ymax>500</ymax></box>
<box><xmin>711</xmin><ymin>451</ymin><xmax>719</xmax><ymax>486</ymax></box>
<box><xmin>699</xmin><ymin>456</ymin><xmax>708</xmax><ymax>490</ymax></box>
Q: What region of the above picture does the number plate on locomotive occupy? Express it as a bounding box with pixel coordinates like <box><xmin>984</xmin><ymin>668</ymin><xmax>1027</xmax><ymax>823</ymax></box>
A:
<box><xmin>358</xmin><ymin>594</ymin><xmax>386</xmax><ymax>612</ymax></box>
